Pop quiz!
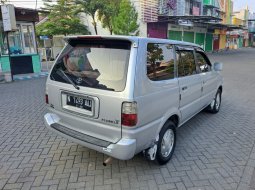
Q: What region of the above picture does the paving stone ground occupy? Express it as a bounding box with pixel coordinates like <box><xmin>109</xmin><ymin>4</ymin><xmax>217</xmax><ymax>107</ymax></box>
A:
<box><xmin>0</xmin><ymin>48</ymin><xmax>255</xmax><ymax>190</ymax></box>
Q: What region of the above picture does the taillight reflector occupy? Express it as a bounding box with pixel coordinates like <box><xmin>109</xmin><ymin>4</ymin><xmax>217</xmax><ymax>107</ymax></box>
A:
<box><xmin>121</xmin><ymin>113</ymin><xmax>137</xmax><ymax>127</ymax></box>
<box><xmin>45</xmin><ymin>94</ymin><xmax>49</xmax><ymax>104</ymax></box>
<box><xmin>121</xmin><ymin>102</ymin><xmax>137</xmax><ymax>127</ymax></box>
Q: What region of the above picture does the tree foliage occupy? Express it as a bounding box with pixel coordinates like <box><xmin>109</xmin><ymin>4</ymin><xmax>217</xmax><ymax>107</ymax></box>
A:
<box><xmin>75</xmin><ymin>0</ymin><xmax>103</xmax><ymax>35</ymax></box>
<box><xmin>37</xmin><ymin>0</ymin><xmax>139</xmax><ymax>36</ymax></box>
<box><xmin>147</xmin><ymin>44</ymin><xmax>164</xmax><ymax>64</ymax></box>
<box><xmin>147</xmin><ymin>44</ymin><xmax>164</xmax><ymax>78</ymax></box>
<box><xmin>112</xmin><ymin>0</ymin><xmax>139</xmax><ymax>35</ymax></box>
<box><xmin>36</xmin><ymin>0</ymin><xmax>89</xmax><ymax>36</ymax></box>
<box><xmin>97</xmin><ymin>0</ymin><xmax>120</xmax><ymax>35</ymax></box>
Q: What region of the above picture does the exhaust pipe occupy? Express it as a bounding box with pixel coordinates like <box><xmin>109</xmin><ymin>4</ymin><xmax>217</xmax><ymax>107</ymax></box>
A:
<box><xmin>103</xmin><ymin>157</ymin><xmax>112</xmax><ymax>166</ymax></box>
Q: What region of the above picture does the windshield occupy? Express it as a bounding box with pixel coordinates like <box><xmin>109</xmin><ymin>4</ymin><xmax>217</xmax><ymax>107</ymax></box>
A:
<box><xmin>50</xmin><ymin>39</ymin><xmax>131</xmax><ymax>92</ymax></box>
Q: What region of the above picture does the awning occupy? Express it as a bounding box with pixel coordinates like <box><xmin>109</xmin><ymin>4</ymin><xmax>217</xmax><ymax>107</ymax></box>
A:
<box><xmin>0</xmin><ymin>7</ymin><xmax>39</xmax><ymax>22</ymax></box>
<box><xmin>227</xmin><ymin>25</ymin><xmax>245</xmax><ymax>30</ymax></box>
<box><xmin>203</xmin><ymin>23</ymin><xmax>229</xmax><ymax>29</ymax></box>
<box><xmin>157</xmin><ymin>15</ymin><xmax>222</xmax><ymax>23</ymax></box>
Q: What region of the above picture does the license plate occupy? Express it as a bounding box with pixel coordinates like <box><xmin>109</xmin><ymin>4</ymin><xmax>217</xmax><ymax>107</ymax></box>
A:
<box><xmin>66</xmin><ymin>95</ymin><xmax>92</xmax><ymax>111</ymax></box>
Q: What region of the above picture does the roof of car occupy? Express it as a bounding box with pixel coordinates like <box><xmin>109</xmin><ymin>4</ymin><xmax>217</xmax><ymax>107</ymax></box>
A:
<box><xmin>64</xmin><ymin>35</ymin><xmax>202</xmax><ymax>49</ymax></box>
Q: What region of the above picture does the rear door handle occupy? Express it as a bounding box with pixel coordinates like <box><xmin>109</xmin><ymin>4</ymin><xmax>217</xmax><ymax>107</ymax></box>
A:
<box><xmin>182</xmin><ymin>86</ymin><xmax>188</xmax><ymax>91</ymax></box>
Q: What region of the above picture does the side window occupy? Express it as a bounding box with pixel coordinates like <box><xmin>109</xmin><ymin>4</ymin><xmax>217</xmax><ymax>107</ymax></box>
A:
<box><xmin>196</xmin><ymin>51</ymin><xmax>211</xmax><ymax>72</ymax></box>
<box><xmin>147</xmin><ymin>43</ymin><xmax>175</xmax><ymax>81</ymax></box>
<box><xmin>176</xmin><ymin>50</ymin><xmax>196</xmax><ymax>77</ymax></box>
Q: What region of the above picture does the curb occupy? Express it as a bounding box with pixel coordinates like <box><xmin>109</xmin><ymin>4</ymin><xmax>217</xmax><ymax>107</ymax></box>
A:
<box><xmin>13</xmin><ymin>72</ymin><xmax>48</xmax><ymax>81</ymax></box>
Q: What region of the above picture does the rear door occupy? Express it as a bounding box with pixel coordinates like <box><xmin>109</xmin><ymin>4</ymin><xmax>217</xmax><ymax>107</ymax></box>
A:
<box><xmin>176</xmin><ymin>46</ymin><xmax>202</xmax><ymax>122</ymax></box>
<box><xmin>47</xmin><ymin>38</ymin><xmax>135</xmax><ymax>143</ymax></box>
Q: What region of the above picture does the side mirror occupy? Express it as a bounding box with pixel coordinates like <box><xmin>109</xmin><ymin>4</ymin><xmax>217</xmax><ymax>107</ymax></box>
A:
<box><xmin>213</xmin><ymin>62</ymin><xmax>223</xmax><ymax>71</ymax></box>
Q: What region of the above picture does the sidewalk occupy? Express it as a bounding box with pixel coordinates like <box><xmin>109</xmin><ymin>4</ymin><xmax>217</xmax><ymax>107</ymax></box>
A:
<box><xmin>0</xmin><ymin>60</ymin><xmax>53</xmax><ymax>83</ymax></box>
<box><xmin>41</xmin><ymin>61</ymin><xmax>54</xmax><ymax>72</ymax></box>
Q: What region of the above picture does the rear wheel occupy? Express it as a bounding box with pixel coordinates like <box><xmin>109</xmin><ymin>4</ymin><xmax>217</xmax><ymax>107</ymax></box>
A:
<box><xmin>156</xmin><ymin>121</ymin><xmax>176</xmax><ymax>165</ymax></box>
<box><xmin>207</xmin><ymin>89</ymin><xmax>222</xmax><ymax>113</ymax></box>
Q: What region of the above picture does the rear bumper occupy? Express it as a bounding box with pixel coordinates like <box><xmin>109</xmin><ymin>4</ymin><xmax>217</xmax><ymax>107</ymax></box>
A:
<box><xmin>44</xmin><ymin>113</ymin><xmax>136</xmax><ymax>160</ymax></box>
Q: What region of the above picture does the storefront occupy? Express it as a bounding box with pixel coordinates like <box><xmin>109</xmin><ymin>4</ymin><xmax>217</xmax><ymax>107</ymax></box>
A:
<box><xmin>213</xmin><ymin>33</ymin><xmax>220</xmax><ymax>51</ymax></box>
<box><xmin>249</xmin><ymin>33</ymin><xmax>254</xmax><ymax>46</ymax></box>
<box><xmin>205</xmin><ymin>33</ymin><xmax>213</xmax><ymax>51</ymax></box>
<box><xmin>168</xmin><ymin>24</ymin><xmax>207</xmax><ymax>49</ymax></box>
<box><xmin>147</xmin><ymin>22</ymin><xmax>168</xmax><ymax>39</ymax></box>
<box><xmin>243</xmin><ymin>31</ymin><xmax>249</xmax><ymax>47</ymax></box>
<box><xmin>212</xmin><ymin>29</ymin><xmax>227</xmax><ymax>51</ymax></box>
<box><xmin>0</xmin><ymin>7</ymin><xmax>40</xmax><ymax>77</ymax></box>
<box><xmin>229</xmin><ymin>34</ymin><xmax>239</xmax><ymax>49</ymax></box>
<box><xmin>219</xmin><ymin>30</ymin><xmax>227</xmax><ymax>50</ymax></box>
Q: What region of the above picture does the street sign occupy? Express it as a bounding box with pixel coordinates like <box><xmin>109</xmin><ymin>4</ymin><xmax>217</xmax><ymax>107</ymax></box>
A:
<box><xmin>40</xmin><ymin>36</ymin><xmax>49</xmax><ymax>40</ymax></box>
<box><xmin>1</xmin><ymin>4</ymin><xmax>17</xmax><ymax>32</ymax></box>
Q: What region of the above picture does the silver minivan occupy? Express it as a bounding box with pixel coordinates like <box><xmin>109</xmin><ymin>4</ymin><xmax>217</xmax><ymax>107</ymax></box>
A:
<box><xmin>44</xmin><ymin>36</ymin><xmax>223</xmax><ymax>165</ymax></box>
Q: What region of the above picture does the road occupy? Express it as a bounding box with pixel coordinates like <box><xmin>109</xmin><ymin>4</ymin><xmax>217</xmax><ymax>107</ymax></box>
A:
<box><xmin>0</xmin><ymin>48</ymin><xmax>255</xmax><ymax>190</ymax></box>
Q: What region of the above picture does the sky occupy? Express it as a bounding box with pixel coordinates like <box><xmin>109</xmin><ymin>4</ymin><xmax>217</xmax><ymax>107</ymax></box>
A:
<box><xmin>5</xmin><ymin>0</ymin><xmax>255</xmax><ymax>12</ymax></box>
<box><xmin>233</xmin><ymin>0</ymin><xmax>255</xmax><ymax>13</ymax></box>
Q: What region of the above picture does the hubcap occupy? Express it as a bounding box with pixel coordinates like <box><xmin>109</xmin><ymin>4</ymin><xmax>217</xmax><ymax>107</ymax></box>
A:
<box><xmin>161</xmin><ymin>129</ymin><xmax>174</xmax><ymax>157</ymax></box>
<box><xmin>215</xmin><ymin>93</ymin><xmax>220</xmax><ymax>110</ymax></box>
<box><xmin>210</xmin><ymin>92</ymin><xmax>221</xmax><ymax>110</ymax></box>
<box><xmin>210</xmin><ymin>99</ymin><xmax>215</xmax><ymax>109</ymax></box>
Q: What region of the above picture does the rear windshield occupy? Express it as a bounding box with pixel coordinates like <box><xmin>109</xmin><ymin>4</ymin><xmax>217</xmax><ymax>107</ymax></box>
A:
<box><xmin>50</xmin><ymin>39</ymin><xmax>131</xmax><ymax>91</ymax></box>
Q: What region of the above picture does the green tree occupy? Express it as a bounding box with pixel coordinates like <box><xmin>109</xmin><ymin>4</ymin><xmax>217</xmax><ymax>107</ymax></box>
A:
<box><xmin>112</xmin><ymin>0</ymin><xmax>139</xmax><ymax>35</ymax></box>
<box><xmin>75</xmin><ymin>0</ymin><xmax>103</xmax><ymax>35</ymax></box>
<box><xmin>37</xmin><ymin>0</ymin><xmax>89</xmax><ymax>36</ymax></box>
<box><xmin>98</xmin><ymin>0</ymin><xmax>120</xmax><ymax>35</ymax></box>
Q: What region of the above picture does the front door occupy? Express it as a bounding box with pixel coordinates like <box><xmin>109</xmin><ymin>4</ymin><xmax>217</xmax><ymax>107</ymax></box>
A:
<box><xmin>176</xmin><ymin>47</ymin><xmax>202</xmax><ymax>122</ymax></box>
<box><xmin>195</xmin><ymin>50</ymin><xmax>218</xmax><ymax>107</ymax></box>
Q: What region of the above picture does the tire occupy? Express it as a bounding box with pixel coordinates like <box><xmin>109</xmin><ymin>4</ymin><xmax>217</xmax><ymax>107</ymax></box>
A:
<box><xmin>156</xmin><ymin>121</ymin><xmax>176</xmax><ymax>165</ymax></box>
<box><xmin>206</xmin><ymin>89</ymin><xmax>222</xmax><ymax>114</ymax></box>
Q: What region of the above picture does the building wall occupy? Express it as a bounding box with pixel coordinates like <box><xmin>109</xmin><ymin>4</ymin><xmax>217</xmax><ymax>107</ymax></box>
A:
<box><xmin>132</xmin><ymin>0</ymin><xmax>153</xmax><ymax>37</ymax></box>
<box><xmin>248</xmin><ymin>12</ymin><xmax>255</xmax><ymax>33</ymax></box>
<box><xmin>220</xmin><ymin>0</ymin><xmax>233</xmax><ymax>24</ymax></box>
<box><xmin>232</xmin><ymin>18</ymin><xmax>244</xmax><ymax>26</ymax></box>
<box><xmin>233</xmin><ymin>9</ymin><xmax>248</xmax><ymax>20</ymax></box>
<box><xmin>249</xmin><ymin>21</ymin><xmax>255</xmax><ymax>33</ymax></box>
<box><xmin>203</xmin><ymin>0</ymin><xmax>218</xmax><ymax>6</ymax></box>
<box><xmin>0</xmin><ymin>54</ymin><xmax>40</xmax><ymax>73</ymax></box>
<box><xmin>232</xmin><ymin>7</ymin><xmax>249</xmax><ymax>27</ymax></box>
<box><xmin>131</xmin><ymin>0</ymin><xmax>236</xmax><ymax>52</ymax></box>
<box><xmin>147</xmin><ymin>22</ymin><xmax>167</xmax><ymax>38</ymax></box>
<box><xmin>219</xmin><ymin>34</ymin><xmax>226</xmax><ymax>49</ymax></box>
<box><xmin>228</xmin><ymin>0</ymin><xmax>233</xmax><ymax>24</ymax></box>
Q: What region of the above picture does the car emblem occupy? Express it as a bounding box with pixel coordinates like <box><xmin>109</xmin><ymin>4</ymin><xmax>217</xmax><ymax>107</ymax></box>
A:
<box><xmin>76</xmin><ymin>77</ymin><xmax>83</xmax><ymax>84</ymax></box>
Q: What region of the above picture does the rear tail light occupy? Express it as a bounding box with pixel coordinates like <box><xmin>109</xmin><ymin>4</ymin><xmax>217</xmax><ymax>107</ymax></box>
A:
<box><xmin>45</xmin><ymin>94</ymin><xmax>49</xmax><ymax>104</ymax></box>
<box><xmin>121</xmin><ymin>102</ymin><xmax>137</xmax><ymax>127</ymax></box>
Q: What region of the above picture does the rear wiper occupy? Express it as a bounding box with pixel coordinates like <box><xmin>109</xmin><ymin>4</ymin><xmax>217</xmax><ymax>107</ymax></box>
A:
<box><xmin>58</xmin><ymin>69</ymin><xmax>80</xmax><ymax>90</ymax></box>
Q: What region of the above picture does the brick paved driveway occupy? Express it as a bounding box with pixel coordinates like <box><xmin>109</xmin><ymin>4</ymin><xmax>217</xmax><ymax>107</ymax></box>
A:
<box><xmin>0</xmin><ymin>48</ymin><xmax>255</xmax><ymax>190</ymax></box>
